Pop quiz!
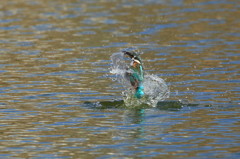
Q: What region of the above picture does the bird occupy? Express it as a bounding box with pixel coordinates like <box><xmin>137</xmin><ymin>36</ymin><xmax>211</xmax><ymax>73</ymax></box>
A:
<box><xmin>122</xmin><ymin>50</ymin><xmax>144</xmax><ymax>99</ymax></box>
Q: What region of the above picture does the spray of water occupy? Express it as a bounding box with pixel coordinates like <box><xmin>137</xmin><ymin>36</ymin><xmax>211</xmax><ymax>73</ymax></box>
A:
<box><xmin>110</xmin><ymin>51</ymin><xmax>170</xmax><ymax>107</ymax></box>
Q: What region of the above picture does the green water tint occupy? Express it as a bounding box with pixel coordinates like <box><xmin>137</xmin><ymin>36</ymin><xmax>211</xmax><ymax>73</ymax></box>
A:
<box><xmin>83</xmin><ymin>100</ymin><xmax>200</xmax><ymax>110</ymax></box>
<box><xmin>110</xmin><ymin>49</ymin><xmax>170</xmax><ymax>107</ymax></box>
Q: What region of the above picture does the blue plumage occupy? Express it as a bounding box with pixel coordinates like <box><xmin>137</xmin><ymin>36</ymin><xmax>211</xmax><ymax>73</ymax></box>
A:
<box><xmin>123</xmin><ymin>51</ymin><xmax>144</xmax><ymax>99</ymax></box>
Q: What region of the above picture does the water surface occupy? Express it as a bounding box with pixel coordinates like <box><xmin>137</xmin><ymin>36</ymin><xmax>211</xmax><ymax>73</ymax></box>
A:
<box><xmin>0</xmin><ymin>0</ymin><xmax>239</xmax><ymax>158</ymax></box>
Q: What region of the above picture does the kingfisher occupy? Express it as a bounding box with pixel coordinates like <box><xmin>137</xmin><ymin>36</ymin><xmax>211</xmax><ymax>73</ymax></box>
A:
<box><xmin>123</xmin><ymin>50</ymin><xmax>144</xmax><ymax>99</ymax></box>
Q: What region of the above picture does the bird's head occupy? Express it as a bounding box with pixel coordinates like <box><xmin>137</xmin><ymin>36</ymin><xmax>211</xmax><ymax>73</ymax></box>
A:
<box><xmin>122</xmin><ymin>50</ymin><xmax>142</xmax><ymax>67</ymax></box>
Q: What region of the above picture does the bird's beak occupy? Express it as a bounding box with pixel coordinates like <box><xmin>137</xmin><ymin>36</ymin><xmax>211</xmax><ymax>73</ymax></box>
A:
<box><xmin>123</xmin><ymin>51</ymin><xmax>134</xmax><ymax>59</ymax></box>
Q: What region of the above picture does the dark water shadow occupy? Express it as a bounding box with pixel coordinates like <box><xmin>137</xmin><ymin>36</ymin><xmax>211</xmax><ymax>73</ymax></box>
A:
<box><xmin>83</xmin><ymin>100</ymin><xmax>204</xmax><ymax>111</ymax></box>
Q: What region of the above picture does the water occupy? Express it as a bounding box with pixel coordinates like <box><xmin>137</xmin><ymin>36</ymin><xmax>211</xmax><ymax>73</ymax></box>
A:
<box><xmin>1</xmin><ymin>0</ymin><xmax>239</xmax><ymax>158</ymax></box>
<box><xmin>110</xmin><ymin>51</ymin><xmax>170</xmax><ymax>107</ymax></box>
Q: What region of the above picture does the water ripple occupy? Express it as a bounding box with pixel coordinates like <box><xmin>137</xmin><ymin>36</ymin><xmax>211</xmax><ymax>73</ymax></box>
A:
<box><xmin>0</xmin><ymin>0</ymin><xmax>239</xmax><ymax>158</ymax></box>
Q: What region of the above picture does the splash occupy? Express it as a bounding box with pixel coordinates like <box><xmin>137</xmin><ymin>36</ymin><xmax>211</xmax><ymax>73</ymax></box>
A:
<box><xmin>110</xmin><ymin>50</ymin><xmax>170</xmax><ymax>107</ymax></box>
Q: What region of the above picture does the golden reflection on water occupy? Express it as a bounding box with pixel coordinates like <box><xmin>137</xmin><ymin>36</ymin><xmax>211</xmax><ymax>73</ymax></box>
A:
<box><xmin>0</xmin><ymin>0</ymin><xmax>239</xmax><ymax>158</ymax></box>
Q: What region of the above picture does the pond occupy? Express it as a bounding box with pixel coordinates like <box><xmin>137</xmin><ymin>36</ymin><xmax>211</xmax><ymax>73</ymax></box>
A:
<box><xmin>0</xmin><ymin>0</ymin><xmax>239</xmax><ymax>158</ymax></box>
